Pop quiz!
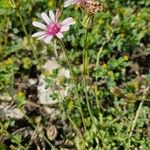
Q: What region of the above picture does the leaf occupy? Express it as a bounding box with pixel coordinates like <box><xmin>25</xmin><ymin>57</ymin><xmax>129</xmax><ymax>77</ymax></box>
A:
<box><xmin>22</xmin><ymin>57</ymin><xmax>32</xmax><ymax>69</ymax></box>
<box><xmin>15</xmin><ymin>92</ymin><xmax>26</xmax><ymax>107</ymax></box>
<box><xmin>0</xmin><ymin>143</ymin><xmax>6</xmax><ymax>150</ymax></box>
<box><xmin>0</xmin><ymin>0</ymin><xmax>11</xmax><ymax>9</ymax></box>
<box><xmin>145</xmin><ymin>74</ymin><xmax>150</xmax><ymax>82</ymax></box>
<box><xmin>11</xmin><ymin>134</ymin><xmax>22</xmax><ymax>144</ymax></box>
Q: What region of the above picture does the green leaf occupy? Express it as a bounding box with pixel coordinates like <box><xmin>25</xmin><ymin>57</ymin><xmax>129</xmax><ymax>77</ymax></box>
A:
<box><xmin>145</xmin><ymin>74</ymin><xmax>150</xmax><ymax>82</ymax></box>
<box><xmin>11</xmin><ymin>134</ymin><xmax>22</xmax><ymax>144</ymax></box>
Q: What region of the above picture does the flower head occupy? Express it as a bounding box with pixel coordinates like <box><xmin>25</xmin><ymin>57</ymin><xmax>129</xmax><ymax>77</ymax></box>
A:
<box><xmin>64</xmin><ymin>0</ymin><xmax>103</xmax><ymax>16</ymax></box>
<box><xmin>32</xmin><ymin>10</ymin><xmax>75</xmax><ymax>43</ymax></box>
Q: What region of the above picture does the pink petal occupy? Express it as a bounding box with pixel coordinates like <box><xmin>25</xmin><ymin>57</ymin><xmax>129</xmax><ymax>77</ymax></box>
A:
<box><xmin>56</xmin><ymin>32</ymin><xmax>64</xmax><ymax>39</ymax></box>
<box><xmin>32</xmin><ymin>21</ymin><xmax>47</xmax><ymax>30</ymax></box>
<box><xmin>44</xmin><ymin>36</ymin><xmax>53</xmax><ymax>43</ymax></box>
<box><xmin>61</xmin><ymin>17</ymin><xmax>75</xmax><ymax>26</ymax></box>
<box><xmin>49</xmin><ymin>10</ymin><xmax>55</xmax><ymax>22</ymax></box>
<box><xmin>41</xmin><ymin>12</ymin><xmax>51</xmax><ymax>24</ymax></box>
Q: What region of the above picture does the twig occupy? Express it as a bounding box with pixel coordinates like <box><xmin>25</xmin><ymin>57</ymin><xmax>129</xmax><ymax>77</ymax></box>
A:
<box><xmin>129</xmin><ymin>86</ymin><xmax>149</xmax><ymax>137</ymax></box>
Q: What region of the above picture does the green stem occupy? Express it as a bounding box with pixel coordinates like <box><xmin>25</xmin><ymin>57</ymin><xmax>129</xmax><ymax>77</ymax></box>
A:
<box><xmin>56</xmin><ymin>38</ymin><xmax>75</xmax><ymax>81</ymax></box>
<box><xmin>56</xmin><ymin>38</ymin><xmax>86</xmax><ymax>131</ymax></box>
<box><xmin>17</xmin><ymin>8</ymin><xmax>28</xmax><ymax>37</ymax></box>
<box><xmin>95</xmin><ymin>41</ymin><xmax>106</xmax><ymax>111</ymax></box>
<box><xmin>85</xmin><ymin>88</ymin><xmax>93</xmax><ymax>120</ymax></box>
<box><xmin>82</xmin><ymin>29</ymin><xmax>93</xmax><ymax>120</ymax></box>
<box><xmin>95</xmin><ymin>32</ymin><xmax>113</xmax><ymax>112</ymax></box>
<box><xmin>67</xmin><ymin>116</ymin><xmax>83</xmax><ymax>138</ymax></box>
<box><xmin>83</xmin><ymin>29</ymin><xmax>88</xmax><ymax>77</ymax></box>
<box><xmin>11</xmin><ymin>137</ymin><xmax>27</xmax><ymax>150</ymax></box>
<box><xmin>96</xmin><ymin>41</ymin><xmax>106</xmax><ymax>69</ymax></box>
<box><xmin>50</xmin><ymin>80</ymin><xmax>83</xmax><ymax>138</ymax></box>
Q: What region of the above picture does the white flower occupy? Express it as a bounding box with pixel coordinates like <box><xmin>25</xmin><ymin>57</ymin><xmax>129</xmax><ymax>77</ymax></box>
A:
<box><xmin>32</xmin><ymin>10</ymin><xmax>75</xmax><ymax>43</ymax></box>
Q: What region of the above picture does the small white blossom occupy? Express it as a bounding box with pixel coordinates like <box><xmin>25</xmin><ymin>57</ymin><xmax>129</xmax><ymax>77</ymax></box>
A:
<box><xmin>32</xmin><ymin>10</ymin><xmax>75</xmax><ymax>43</ymax></box>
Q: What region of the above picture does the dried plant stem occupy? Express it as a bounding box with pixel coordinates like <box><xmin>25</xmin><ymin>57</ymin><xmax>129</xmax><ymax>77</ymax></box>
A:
<box><xmin>56</xmin><ymin>38</ymin><xmax>86</xmax><ymax>132</ymax></box>
<box><xmin>129</xmin><ymin>101</ymin><xmax>144</xmax><ymax>137</ymax></box>
<box><xmin>129</xmin><ymin>86</ymin><xmax>149</xmax><ymax>137</ymax></box>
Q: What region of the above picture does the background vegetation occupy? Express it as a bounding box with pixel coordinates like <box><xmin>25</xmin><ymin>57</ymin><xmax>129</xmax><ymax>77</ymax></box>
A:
<box><xmin>0</xmin><ymin>0</ymin><xmax>150</xmax><ymax>149</ymax></box>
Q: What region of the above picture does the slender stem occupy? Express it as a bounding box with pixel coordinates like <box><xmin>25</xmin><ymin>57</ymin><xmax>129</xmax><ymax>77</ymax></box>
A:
<box><xmin>56</xmin><ymin>38</ymin><xmax>86</xmax><ymax>131</ymax></box>
<box><xmin>53</xmin><ymin>39</ymin><xmax>58</xmax><ymax>58</ymax></box>
<box><xmin>82</xmin><ymin>29</ymin><xmax>93</xmax><ymax>120</ymax></box>
<box><xmin>83</xmin><ymin>29</ymin><xmax>88</xmax><ymax>77</ymax></box>
<box><xmin>85</xmin><ymin>88</ymin><xmax>93</xmax><ymax>120</ymax></box>
<box><xmin>50</xmin><ymin>79</ymin><xmax>83</xmax><ymax>137</ymax></box>
<box><xmin>67</xmin><ymin>116</ymin><xmax>83</xmax><ymax>137</ymax></box>
<box><xmin>95</xmin><ymin>41</ymin><xmax>106</xmax><ymax>111</ymax></box>
<box><xmin>96</xmin><ymin>41</ymin><xmax>106</xmax><ymax>69</ymax></box>
<box><xmin>129</xmin><ymin>86</ymin><xmax>149</xmax><ymax>137</ymax></box>
<box><xmin>56</xmin><ymin>38</ymin><xmax>75</xmax><ymax>81</ymax></box>
<box><xmin>95</xmin><ymin>32</ymin><xmax>113</xmax><ymax>112</ymax></box>
<box><xmin>17</xmin><ymin>8</ymin><xmax>28</xmax><ymax>37</ymax></box>
<box><xmin>129</xmin><ymin>101</ymin><xmax>144</xmax><ymax>137</ymax></box>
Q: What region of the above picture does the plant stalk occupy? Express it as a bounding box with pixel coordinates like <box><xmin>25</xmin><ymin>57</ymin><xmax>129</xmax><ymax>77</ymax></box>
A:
<box><xmin>56</xmin><ymin>38</ymin><xmax>87</xmax><ymax>131</ymax></box>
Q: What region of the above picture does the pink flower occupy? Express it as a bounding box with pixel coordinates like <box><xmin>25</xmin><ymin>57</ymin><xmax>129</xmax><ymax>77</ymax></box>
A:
<box><xmin>64</xmin><ymin>0</ymin><xmax>92</xmax><ymax>7</ymax></box>
<box><xmin>32</xmin><ymin>10</ymin><xmax>75</xmax><ymax>43</ymax></box>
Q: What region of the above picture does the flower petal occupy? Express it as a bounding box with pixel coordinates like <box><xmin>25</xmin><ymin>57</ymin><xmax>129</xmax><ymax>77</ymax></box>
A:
<box><xmin>32</xmin><ymin>31</ymin><xmax>46</xmax><ymax>37</ymax></box>
<box><xmin>41</xmin><ymin>12</ymin><xmax>51</xmax><ymax>24</ymax></box>
<box><xmin>60</xmin><ymin>26</ymin><xmax>69</xmax><ymax>32</ymax></box>
<box><xmin>38</xmin><ymin>35</ymin><xmax>47</xmax><ymax>40</ymax></box>
<box><xmin>56</xmin><ymin>32</ymin><xmax>64</xmax><ymax>39</ymax></box>
<box><xmin>49</xmin><ymin>10</ymin><xmax>55</xmax><ymax>22</ymax></box>
<box><xmin>64</xmin><ymin>0</ymin><xmax>75</xmax><ymax>7</ymax></box>
<box><xmin>61</xmin><ymin>17</ymin><xmax>75</xmax><ymax>26</ymax></box>
<box><xmin>38</xmin><ymin>36</ymin><xmax>46</xmax><ymax>40</ymax></box>
<box><xmin>32</xmin><ymin>21</ymin><xmax>47</xmax><ymax>30</ymax></box>
<box><xmin>44</xmin><ymin>36</ymin><xmax>53</xmax><ymax>43</ymax></box>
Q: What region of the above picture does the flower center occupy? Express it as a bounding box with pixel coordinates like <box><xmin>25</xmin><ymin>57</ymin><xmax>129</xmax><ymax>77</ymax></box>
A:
<box><xmin>47</xmin><ymin>22</ymin><xmax>61</xmax><ymax>36</ymax></box>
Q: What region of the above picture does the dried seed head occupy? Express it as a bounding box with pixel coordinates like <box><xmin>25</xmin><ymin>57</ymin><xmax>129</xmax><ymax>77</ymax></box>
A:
<box><xmin>85</xmin><ymin>1</ymin><xmax>104</xmax><ymax>15</ymax></box>
<box><xmin>75</xmin><ymin>1</ymin><xmax>104</xmax><ymax>15</ymax></box>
